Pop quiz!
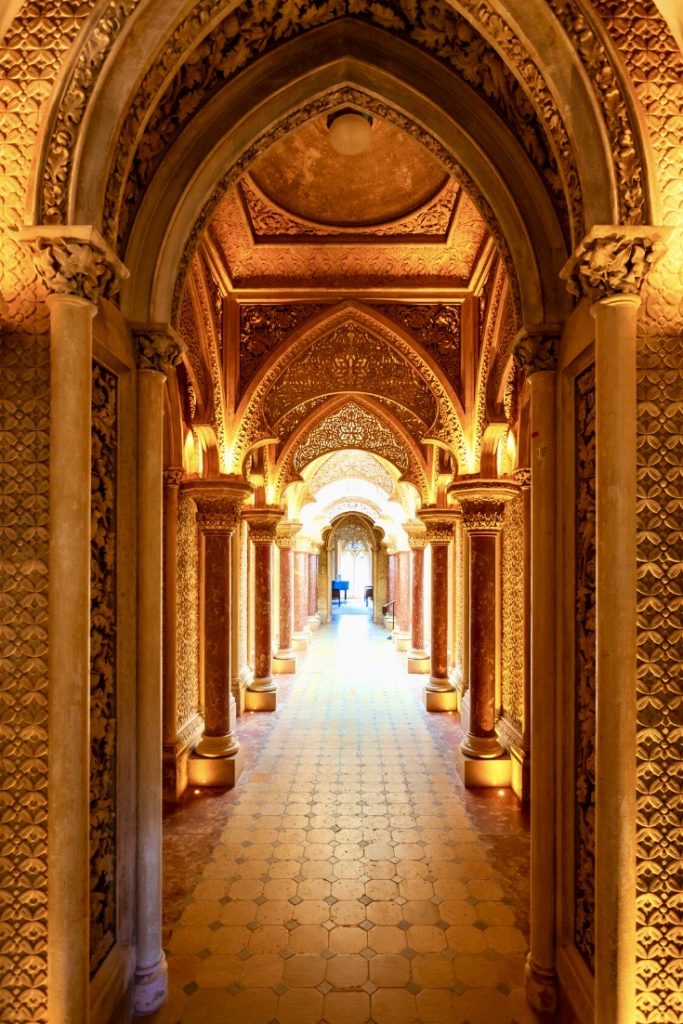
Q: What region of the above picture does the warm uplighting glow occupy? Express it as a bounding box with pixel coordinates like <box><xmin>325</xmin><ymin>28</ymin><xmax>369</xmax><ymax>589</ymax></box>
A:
<box><xmin>327</xmin><ymin>110</ymin><xmax>373</xmax><ymax>155</ymax></box>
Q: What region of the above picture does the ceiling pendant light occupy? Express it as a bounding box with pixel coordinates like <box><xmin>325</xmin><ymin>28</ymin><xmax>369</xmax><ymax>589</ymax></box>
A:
<box><xmin>327</xmin><ymin>110</ymin><xmax>373</xmax><ymax>156</ymax></box>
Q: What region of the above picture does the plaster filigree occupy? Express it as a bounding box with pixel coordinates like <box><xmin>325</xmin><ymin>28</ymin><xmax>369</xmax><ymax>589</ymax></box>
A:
<box><xmin>178</xmin><ymin>287</ymin><xmax>208</xmax><ymax>406</ymax></box>
<box><xmin>373</xmin><ymin>302</ymin><xmax>462</xmax><ymax>398</ymax></box>
<box><xmin>239</xmin><ymin>303</ymin><xmax>329</xmax><ymax>400</ymax></box>
<box><xmin>574</xmin><ymin>363</ymin><xmax>596</xmax><ymax>970</ymax></box>
<box><xmin>293</xmin><ymin>402</ymin><xmax>408</xmax><ymax>474</ymax></box>
<box><xmin>176</xmin><ymin>496</ymin><xmax>200</xmax><ymax>733</ymax></box>
<box><xmin>563</xmin><ymin>229</ymin><xmax>667</xmax><ymax>304</ymax></box>
<box><xmin>89</xmin><ymin>360</ymin><xmax>117</xmax><ymax>976</ymax></box>
<box><xmin>24</xmin><ymin>235</ymin><xmax>126</xmax><ymax>305</ymax></box>
<box><xmin>239</xmin><ymin>175</ymin><xmax>459</xmax><ymax>239</ymax></box>
<box><xmin>501</xmin><ymin>491</ymin><xmax>525</xmax><ymax>733</ymax></box>
<box><xmin>473</xmin><ymin>260</ymin><xmax>507</xmax><ymax>466</ymax></box>
<box><xmin>133</xmin><ymin>325</ymin><xmax>186</xmax><ymax>375</ymax></box>
<box><xmin>512</xmin><ymin>330</ymin><xmax>560</xmax><ymax>375</ymax></box>
<box><xmin>310</xmin><ymin>451</ymin><xmax>394</xmax><ymax>496</ymax></box>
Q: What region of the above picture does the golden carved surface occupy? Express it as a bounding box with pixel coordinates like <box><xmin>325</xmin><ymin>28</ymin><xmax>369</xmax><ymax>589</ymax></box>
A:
<box><xmin>293</xmin><ymin>402</ymin><xmax>408</xmax><ymax>474</ymax></box>
<box><xmin>310</xmin><ymin>451</ymin><xmax>394</xmax><ymax>496</ymax></box>
<box><xmin>372</xmin><ymin>302</ymin><xmax>462</xmax><ymax>399</ymax></box>
<box><xmin>238</xmin><ymin>303</ymin><xmax>329</xmax><ymax>400</ymax></box>
<box><xmin>500</xmin><ymin>492</ymin><xmax>525</xmax><ymax>734</ymax></box>
<box><xmin>176</xmin><ymin>496</ymin><xmax>200</xmax><ymax>735</ymax></box>
<box><xmin>89</xmin><ymin>361</ymin><xmax>118</xmax><ymax>977</ymax></box>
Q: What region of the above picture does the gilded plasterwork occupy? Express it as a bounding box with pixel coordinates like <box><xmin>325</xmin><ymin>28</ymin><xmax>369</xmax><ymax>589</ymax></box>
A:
<box><xmin>310</xmin><ymin>451</ymin><xmax>394</xmax><ymax>496</ymax></box>
<box><xmin>500</xmin><ymin>492</ymin><xmax>524</xmax><ymax>732</ymax></box>
<box><xmin>373</xmin><ymin>302</ymin><xmax>462</xmax><ymax>398</ymax></box>
<box><xmin>238</xmin><ymin>303</ymin><xmax>329</xmax><ymax>400</ymax></box>
<box><xmin>574</xmin><ymin>364</ymin><xmax>596</xmax><ymax>972</ymax></box>
<box><xmin>176</xmin><ymin>496</ymin><xmax>200</xmax><ymax>733</ymax></box>
<box><xmin>293</xmin><ymin>403</ymin><xmax>409</xmax><ymax>474</ymax></box>
<box><xmin>89</xmin><ymin>361</ymin><xmax>118</xmax><ymax>977</ymax></box>
<box><xmin>264</xmin><ymin>321</ymin><xmax>437</xmax><ymax>431</ymax></box>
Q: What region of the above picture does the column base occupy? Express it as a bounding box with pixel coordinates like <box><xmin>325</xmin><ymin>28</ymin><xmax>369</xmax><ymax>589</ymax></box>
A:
<box><xmin>424</xmin><ymin>683</ymin><xmax>458</xmax><ymax>712</ymax></box>
<box><xmin>189</xmin><ymin>745</ymin><xmax>244</xmax><ymax>788</ymax></box>
<box><xmin>245</xmin><ymin>687</ymin><xmax>277</xmax><ymax>712</ymax></box>
<box><xmin>407</xmin><ymin>650</ymin><xmax>430</xmax><ymax>674</ymax></box>
<box><xmin>292</xmin><ymin>632</ymin><xmax>309</xmax><ymax>651</ymax></box>
<box><xmin>194</xmin><ymin>733</ymin><xmax>239</xmax><ymax>759</ymax></box>
<box><xmin>308</xmin><ymin>615</ymin><xmax>320</xmax><ymax>631</ymax></box>
<box><xmin>394</xmin><ymin>630</ymin><xmax>411</xmax><ymax>652</ymax></box>
<box><xmin>525</xmin><ymin>955</ymin><xmax>558</xmax><ymax>1015</ymax></box>
<box><xmin>273</xmin><ymin>649</ymin><xmax>297</xmax><ymax>674</ymax></box>
<box><xmin>460</xmin><ymin>733</ymin><xmax>505</xmax><ymax>759</ymax></box>
<box><xmin>134</xmin><ymin>953</ymin><xmax>168</xmax><ymax>1015</ymax></box>
<box><xmin>455</xmin><ymin>747</ymin><xmax>511</xmax><ymax>789</ymax></box>
<box><xmin>510</xmin><ymin>744</ymin><xmax>530</xmax><ymax>802</ymax></box>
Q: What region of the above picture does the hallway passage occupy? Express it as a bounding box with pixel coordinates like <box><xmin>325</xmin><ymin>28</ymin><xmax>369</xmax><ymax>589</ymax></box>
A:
<box><xmin>150</xmin><ymin>617</ymin><xmax>537</xmax><ymax>1024</ymax></box>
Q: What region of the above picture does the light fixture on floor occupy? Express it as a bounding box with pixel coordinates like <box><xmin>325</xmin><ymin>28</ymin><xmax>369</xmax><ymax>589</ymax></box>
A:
<box><xmin>327</xmin><ymin>109</ymin><xmax>373</xmax><ymax>155</ymax></box>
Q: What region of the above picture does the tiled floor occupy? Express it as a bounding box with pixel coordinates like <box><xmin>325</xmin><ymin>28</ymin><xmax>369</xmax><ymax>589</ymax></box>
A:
<box><xmin>147</xmin><ymin>611</ymin><xmax>539</xmax><ymax>1024</ymax></box>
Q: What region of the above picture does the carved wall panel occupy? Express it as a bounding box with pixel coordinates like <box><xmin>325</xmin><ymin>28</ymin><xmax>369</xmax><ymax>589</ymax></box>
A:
<box><xmin>372</xmin><ymin>302</ymin><xmax>462</xmax><ymax>398</ymax></box>
<box><xmin>574</xmin><ymin>364</ymin><xmax>596</xmax><ymax>971</ymax></box>
<box><xmin>238</xmin><ymin>303</ymin><xmax>329</xmax><ymax>400</ymax></box>
<box><xmin>89</xmin><ymin>361</ymin><xmax>118</xmax><ymax>977</ymax></box>
<box><xmin>292</xmin><ymin>402</ymin><xmax>409</xmax><ymax>474</ymax></box>
<box><xmin>500</xmin><ymin>491</ymin><xmax>524</xmax><ymax>733</ymax></box>
<box><xmin>176</xmin><ymin>496</ymin><xmax>200</xmax><ymax>734</ymax></box>
<box><xmin>264</xmin><ymin>321</ymin><xmax>437</xmax><ymax>431</ymax></box>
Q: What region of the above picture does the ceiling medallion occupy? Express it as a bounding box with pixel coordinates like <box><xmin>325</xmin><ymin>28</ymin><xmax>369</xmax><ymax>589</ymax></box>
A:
<box><xmin>326</xmin><ymin>109</ymin><xmax>373</xmax><ymax>156</ymax></box>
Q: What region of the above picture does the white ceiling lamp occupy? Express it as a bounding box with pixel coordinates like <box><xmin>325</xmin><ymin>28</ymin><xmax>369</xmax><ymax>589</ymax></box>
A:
<box><xmin>326</xmin><ymin>110</ymin><xmax>373</xmax><ymax>156</ymax></box>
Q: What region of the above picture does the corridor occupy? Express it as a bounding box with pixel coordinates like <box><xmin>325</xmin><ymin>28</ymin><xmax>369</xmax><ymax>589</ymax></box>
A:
<box><xmin>149</xmin><ymin>616</ymin><xmax>536</xmax><ymax>1024</ymax></box>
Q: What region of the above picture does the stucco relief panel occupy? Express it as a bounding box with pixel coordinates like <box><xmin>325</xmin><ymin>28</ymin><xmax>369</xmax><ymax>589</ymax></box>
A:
<box><xmin>176</xmin><ymin>496</ymin><xmax>200</xmax><ymax>733</ymax></box>
<box><xmin>500</xmin><ymin>492</ymin><xmax>524</xmax><ymax>732</ymax></box>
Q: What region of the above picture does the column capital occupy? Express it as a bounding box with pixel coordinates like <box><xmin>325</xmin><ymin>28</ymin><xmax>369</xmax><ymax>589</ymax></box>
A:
<box><xmin>417</xmin><ymin>507</ymin><xmax>460</xmax><ymax>544</ymax></box>
<box><xmin>17</xmin><ymin>224</ymin><xmax>128</xmax><ymax>304</ymax></box>
<box><xmin>132</xmin><ymin>322</ymin><xmax>186</xmax><ymax>375</ymax></box>
<box><xmin>449</xmin><ymin>480</ymin><xmax>519</xmax><ymax>533</ymax></box>
<box><xmin>512</xmin><ymin>467</ymin><xmax>531</xmax><ymax>490</ymax></box>
<box><xmin>163</xmin><ymin>466</ymin><xmax>184</xmax><ymax>487</ymax></box>
<box><xmin>183</xmin><ymin>477</ymin><xmax>252</xmax><ymax>532</ymax></box>
<box><xmin>560</xmin><ymin>225</ymin><xmax>669</xmax><ymax>305</ymax></box>
<box><xmin>275</xmin><ymin>521</ymin><xmax>302</xmax><ymax>549</ymax></box>
<box><xmin>243</xmin><ymin>507</ymin><xmax>284</xmax><ymax>543</ymax></box>
<box><xmin>512</xmin><ymin>325</ymin><xmax>562</xmax><ymax>375</ymax></box>
<box><xmin>404</xmin><ymin>521</ymin><xmax>428</xmax><ymax>549</ymax></box>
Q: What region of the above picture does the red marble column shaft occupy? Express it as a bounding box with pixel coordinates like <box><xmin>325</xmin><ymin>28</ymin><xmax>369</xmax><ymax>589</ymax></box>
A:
<box><xmin>252</xmin><ymin>539</ymin><xmax>273</xmax><ymax>684</ymax></box>
<box><xmin>467</xmin><ymin>531</ymin><xmax>498</xmax><ymax>741</ymax></box>
<box><xmin>294</xmin><ymin>551</ymin><xmax>309</xmax><ymax>633</ymax></box>
<box><xmin>410</xmin><ymin>545</ymin><xmax>426</xmax><ymax>653</ymax></box>
<box><xmin>387</xmin><ymin>553</ymin><xmax>395</xmax><ymax>606</ymax></box>
<box><xmin>430</xmin><ymin>541</ymin><xmax>450</xmax><ymax>683</ymax></box>
<box><xmin>278</xmin><ymin>545</ymin><xmax>293</xmax><ymax>652</ymax></box>
<box><xmin>203</xmin><ymin>530</ymin><xmax>236</xmax><ymax>736</ymax></box>
<box><xmin>397</xmin><ymin>551</ymin><xmax>410</xmax><ymax>633</ymax></box>
<box><xmin>308</xmin><ymin>553</ymin><xmax>317</xmax><ymax>616</ymax></box>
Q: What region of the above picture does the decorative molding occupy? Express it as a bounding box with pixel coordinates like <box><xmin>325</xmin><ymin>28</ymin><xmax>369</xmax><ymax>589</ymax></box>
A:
<box><xmin>242</xmin><ymin>507</ymin><xmax>284</xmax><ymax>542</ymax></box>
<box><xmin>17</xmin><ymin>226</ymin><xmax>128</xmax><ymax>304</ymax></box>
<box><xmin>132</xmin><ymin>323</ymin><xmax>186</xmax><ymax>375</ymax></box>
<box><xmin>574</xmin><ymin>362</ymin><xmax>596</xmax><ymax>970</ymax></box>
<box><xmin>452</xmin><ymin>480</ymin><xmax>519</xmax><ymax>532</ymax></box>
<box><xmin>512</xmin><ymin>327</ymin><xmax>561</xmax><ymax>375</ymax></box>
<box><xmin>561</xmin><ymin>227</ymin><xmax>668</xmax><ymax>304</ymax></box>
<box><xmin>239</xmin><ymin>303</ymin><xmax>329</xmax><ymax>400</ymax></box>
<box><xmin>183</xmin><ymin>478</ymin><xmax>252</xmax><ymax>531</ymax></box>
<box><xmin>89</xmin><ymin>360</ymin><xmax>117</xmax><ymax>976</ymax></box>
<box><xmin>418</xmin><ymin>507</ymin><xmax>459</xmax><ymax>543</ymax></box>
<box><xmin>372</xmin><ymin>302</ymin><xmax>462</xmax><ymax>399</ymax></box>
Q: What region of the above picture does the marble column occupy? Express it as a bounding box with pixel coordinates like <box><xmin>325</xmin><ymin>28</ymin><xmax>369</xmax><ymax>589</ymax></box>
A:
<box><xmin>132</xmin><ymin>325</ymin><xmax>185</xmax><ymax>1014</ymax></box>
<box><xmin>162</xmin><ymin>467</ymin><xmax>184</xmax><ymax>801</ymax></box>
<box><xmin>453</xmin><ymin>483</ymin><xmax>518</xmax><ymax>772</ymax></box>
<box><xmin>243</xmin><ymin>508</ymin><xmax>284</xmax><ymax>710</ymax></box>
<box><xmin>418</xmin><ymin>509</ymin><xmax>458</xmax><ymax>711</ymax></box>
<box><xmin>513</xmin><ymin>329</ymin><xmax>560</xmax><ymax>1010</ymax></box>
<box><xmin>308</xmin><ymin>550</ymin><xmax>320</xmax><ymax>629</ymax></box>
<box><xmin>273</xmin><ymin>522</ymin><xmax>301</xmax><ymax>674</ymax></box>
<box><xmin>184</xmin><ymin>477</ymin><xmax>250</xmax><ymax>782</ymax></box>
<box><xmin>292</xmin><ymin>543</ymin><xmax>310</xmax><ymax>650</ymax></box>
<box><xmin>384</xmin><ymin>549</ymin><xmax>396</xmax><ymax>629</ymax></box>
<box><xmin>394</xmin><ymin>549</ymin><xmax>411</xmax><ymax>650</ymax></box>
<box><xmin>405</xmin><ymin>524</ymin><xmax>429</xmax><ymax>673</ymax></box>
<box><xmin>19</xmin><ymin>229</ymin><xmax>126</xmax><ymax>1023</ymax></box>
<box><xmin>563</xmin><ymin>228</ymin><xmax>666</xmax><ymax>1024</ymax></box>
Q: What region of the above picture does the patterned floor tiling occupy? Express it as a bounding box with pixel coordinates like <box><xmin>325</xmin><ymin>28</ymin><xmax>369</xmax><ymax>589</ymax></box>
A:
<box><xmin>145</xmin><ymin>611</ymin><xmax>541</xmax><ymax>1024</ymax></box>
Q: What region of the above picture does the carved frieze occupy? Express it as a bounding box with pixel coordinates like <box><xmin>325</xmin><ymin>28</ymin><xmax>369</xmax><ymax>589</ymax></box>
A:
<box><xmin>239</xmin><ymin>303</ymin><xmax>329</xmax><ymax>399</ymax></box>
<box><xmin>574</xmin><ymin>363</ymin><xmax>596</xmax><ymax>970</ymax></box>
<box><xmin>563</xmin><ymin>229</ymin><xmax>667</xmax><ymax>304</ymax></box>
<box><xmin>133</xmin><ymin>324</ymin><xmax>186</xmax><ymax>375</ymax></box>
<box><xmin>89</xmin><ymin>360</ymin><xmax>117</xmax><ymax>976</ymax></box>
<box><xmin>373</xmin><ymin>302</ymin><xmax>462</xmax><ymax>397</ymax></box>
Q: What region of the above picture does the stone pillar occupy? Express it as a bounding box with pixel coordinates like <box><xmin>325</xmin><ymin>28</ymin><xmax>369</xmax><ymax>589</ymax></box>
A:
<box><xmin>513</xmin><ymin>330</ymin><xmax>560</xmax><ymax>1009</ymax></box>
<box><xmin>19</xmin><ymin>228</ymin><xmax>126</xmax><ymax>1023</ymax></box>
<box><xmin>308</xmin><ymin>550</ymin><xmax>320</xmax><ymax>629</ymax></box>
<box><xmin>563</xmin><ymin>228</ymin><xmax>666</xmax><ymax>1024</ymax></box>
<box><xmin>292</xmin><ymin>541</ymin><xmax>310</xmax><ymax>650</ymax></box>
<box><xmin>418</xmin><ymin>510</ymin><xmax>458</xmax><ymax>711</ymax></box>
<box><xmin>162</xmin><ymin>467</ymin><xmax>184</xmax><ymax>802</ymax></box>
<box><xmin>405</xmin><ymin>524</ymin><xmax>429</xmax><ymax>673</ymax></box>
<box><xmin>183</xmin><ymin>478</ymin><xmax>250</xmax><ymax>783</ymax></box>
<box><xmin>243</xmin><ymin>509</ymin><xmax>284</xmax><ymax>711</ymax></box>
<box><xmin>273</xmin><ymin>522</ymin><xmax>301</xmax><ymax>673</ymax></box>
<box><xmin>453</xmin><ymin>483</ymin><xmax>518</xmax><ymax>785</ymax></box>
<box><xmin>384</xmin><ymin>549</ymin><xmax>396</xmax><ymax>629</ymax></box>
<box><xmin>132</xmin><ymin>324</ymin><xmax>185</xmax><ymax>1014</ymax></box>
<box><xmin>393</xmin><ymin>550</ymin><xmax>411</xmax><ymax>650</ymax></box>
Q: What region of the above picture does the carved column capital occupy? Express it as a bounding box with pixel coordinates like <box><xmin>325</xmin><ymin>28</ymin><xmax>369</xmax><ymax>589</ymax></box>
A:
<box><xmin>183</xmin><ymin>478</ymin><xmax>252</xmax><ymax>533</ymax></box>
<box><xmin>163</xmin><ymin>466</ymin><xmax>184</xmax><ymax>487</ymax></box>
<box><xmin>243</xmin><ymin>508</ymin><xmax>284</xmax><ymax>544</ymax></box>
<box><xmin>512</xmin><ymin>467</ymin><xmax>532</xmax><ymax>490</ymax></box>
<box><xmin>132</xmin><ymin>323</ymin><xmax>186</xmax><ymax>375</ymax></box>
<box><xmin>561</xmin><ymin>226</ymin><xmax>669</xmax><ymax>305</ymax></box>
<box><xmin>450</xmin><ymin>480</ymin><xmax>520</xmax><ymax>533</ymax></box>
<box><xmin>275</xmin><ymin>522</ymin><xmax>302</xmax><ymax>550</ymax></box>
<box><xmin>404</xmin><ymin>521</ymin><xmax>428</xmax><ymax>549</ymax></box>
<box><xmin>417</xmin><ymin>507</ymin><xmax>460</xmax><ymax>544</ymax></box>
<box><xmin>512</xmin><ymin>326</ymin><xmax>561</xmax><ymax>375</ymax></box>
<box><xmin>17</xmin><ymin>224</ymin><xmax>128</xmax><ymax>304</ymax></box>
